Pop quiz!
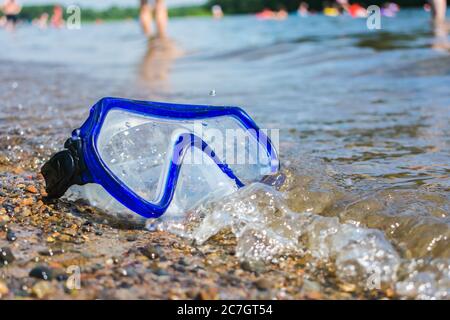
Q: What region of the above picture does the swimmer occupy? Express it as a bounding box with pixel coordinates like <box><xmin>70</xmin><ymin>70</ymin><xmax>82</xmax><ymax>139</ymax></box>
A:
<box><xmin>1</xmin><ymin>0</ymin><xmax>21</xmax><ymax>30</ymax></box>
<box><xmin>337</xmin><ymin>0</ymin><xmax>367</xmax><ymax>18</ymax></box>
<box><xmin>51</xmin><ymin>5</ymin><xmax>64</xmax><ymax>28</ymax></box>
<box><xmin>276</xmin><ymin>7</ymin><xmax>288</xmax><ymax>20</ymax></box>
<box><xmin>139</xmin><ymin>0</ymin><xmax>168</xmax><ymax>38</ymax></box>
<box><xmin>298</xmin><ymin>2</ymin><xmax>310</xmax><ymax>17</ymax></box>
<box><xmin>33</xmin><ymin>12</ymin><xmax>49</xmax><ymax>29</ymax></box>
<box><xmin>256</xmin><ymin>8</ymin><xmax>276</xmax><ymax>20</ymax></box>
<box><xmin>430</xmin><ymin>0</ymin><xmax>449</xmax><ymax>28</ymax></box>
<box><xmin>212</xmin><ymin>5</ymin><xmax>224</xmax><ymax>19</ymax></box>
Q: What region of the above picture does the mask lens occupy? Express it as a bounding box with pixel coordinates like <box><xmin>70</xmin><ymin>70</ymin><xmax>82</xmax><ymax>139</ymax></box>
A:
<box><xmin>199</xmin><ymin>116</ymin><xmax>275</xmax><ymax>184</ymax></box>
<box><xmin>96</xmin><ymin>108</ymin><xmax>275</xmax><ymax>209</ymax></box>
<box><xmin>97</xmin><ymin>109</ymin><xmax>177</xmax><ymax>203</ymax></box>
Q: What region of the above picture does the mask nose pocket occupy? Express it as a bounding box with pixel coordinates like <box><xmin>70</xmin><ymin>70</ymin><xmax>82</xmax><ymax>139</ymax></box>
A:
<box><xmin>166</xmin><ymin>144</ymin><xmax>238</xmax><ymax>219</ymax></box>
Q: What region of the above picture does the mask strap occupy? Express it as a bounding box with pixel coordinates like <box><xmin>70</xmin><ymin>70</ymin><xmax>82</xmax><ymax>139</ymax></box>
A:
<box><xmin>41</xmin><ymin>137</ymin><xmax>89</xmax><ymax>199</ymax></box>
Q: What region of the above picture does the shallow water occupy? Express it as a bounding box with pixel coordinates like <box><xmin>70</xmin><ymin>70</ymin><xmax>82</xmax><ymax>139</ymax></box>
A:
<box><xmin>0</xmin><ymin>9</ymin><xmax>449</xmax><ymax>299</ymax></box>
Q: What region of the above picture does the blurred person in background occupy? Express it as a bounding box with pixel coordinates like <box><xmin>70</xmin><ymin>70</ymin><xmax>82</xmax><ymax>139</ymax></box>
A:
<box><xmin>211</xmin><ymin>4</ymin><xmax>223</xmax><ymax>19</ymax></box>
<box><xmin>32</xmin><ymin>12</ymin><xmax>49</xmax><ymax>29</ymax></box>
<box><xmin>430</xmin><ymin>0</ymin><xmax>449</xmax><ymax>27</ymax></box>
<box><xmin>381</xmin><ymin>2</ymin><xmax>400</xmax><ymax>17</ymax></box>
<box><xmin>337</xmin><ymin>0</ymin><xmax>367</xmax><ymax>18</ymax></box>
<box><xmin>1</xmin><ymin>0</ymin><xmax>21</xmax><ymax>30</ymax></box>
<box><xmin>323</xmin><ymin>1</ymin><xmax>341</xmax><ymax>17</ymax></box>
<box><xmin>139</xmin><ymin>0</ymin><xmax>168</xmax><ymax>38</ymax></box>
<box><xmin>430</xmin><ymin>0</ymin><xmax>450</xmax><ymax>50</ymax></box>
<box><xmin>297</xmin><ymin>2</ymin><xmax>310</xmax><ymax>17</ymax></box>
<box><xmin>276</xmin><ymin>6</ymin><xmax>288</xmax><ymax>20</ymax></box>
<box><xmin>256</xmin><ymin>8</ymin><xmax>276</xmax><ymax>20</ymax></box>
<box><xmin>51</xmin><ymin>5</ymin><xmax>64</xmax><ymax>28</ymax></box>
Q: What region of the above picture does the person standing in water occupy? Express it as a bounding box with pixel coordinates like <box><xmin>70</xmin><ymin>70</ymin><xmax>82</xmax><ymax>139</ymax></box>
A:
<box><xmin>1</xmin><ymin>0</ymin><xmax>21</xmax><ymax>29</ymax></box>
<box><xmin>139</xmin><ymin>0</ymin><xmax>168</xmax><ymax>38</ymax></box>
<box><xmin>430</xmin><ymin>0</ymin><xmax>450</xmax><ymax>50</ymax></box>
<box><xmin>430</xmin><ymin>0</ymin><xmax>449</xmax><ymax>26</ymax></box>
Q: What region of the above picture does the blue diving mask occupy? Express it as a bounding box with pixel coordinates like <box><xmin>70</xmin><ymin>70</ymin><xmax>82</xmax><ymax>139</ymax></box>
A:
<box><xmin>41</xmin><ymin>97</ymin><xmax>280</xmax><ymax>219</ymax></box>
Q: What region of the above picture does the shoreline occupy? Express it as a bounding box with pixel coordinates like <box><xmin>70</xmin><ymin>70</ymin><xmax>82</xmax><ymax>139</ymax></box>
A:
<box><xmin>0</xmin><ymin>59</ymin><xmax>391</xmax><ymax>300</ymax></box>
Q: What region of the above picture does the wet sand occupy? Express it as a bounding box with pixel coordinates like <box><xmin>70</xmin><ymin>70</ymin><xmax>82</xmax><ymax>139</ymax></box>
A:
<box><xmin>0</xmin><ymin>164</ymin><xmax>390</xmax><ymax>300</ymax></box>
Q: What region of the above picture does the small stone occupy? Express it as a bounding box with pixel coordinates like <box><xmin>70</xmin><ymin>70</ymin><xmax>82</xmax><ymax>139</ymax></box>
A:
<box><xmin>240</xmin><ymin>260</ymin><xmax>266</xmax><ymax>274</ymax></box>
<box><xmin>186</xmin><ymin>289</ymin><xmax>199</xmax><ymax>299</ymax></box>
<box><xmin>306</xmin><ymin>291</ymin><xmax>323</xmax><ymax>299</ymax></box>
<box><xmin>153</xmin><ymin>268</ymin><xmax>169</xmax><ymax>276</ymax></box>
<box><xmin>21</xmin><ymin>197</ymin><xmax>34</xmax><ymax>206</ymax></box>
<box><xmin>29</xmin><ymin>265</ymin><xmax>54</xmax><ymax>281</ymax></box>
<box><xmin>95</xmin><ymin>230</ymin><xmax>103</xmax><ymax>236</ymax></box>
<box><xmin>0</xmin><ymin>215</ymin><xmax>10</xmax><ymax>224</ymax></box>
<box><xmin>126</xmin><ymin>234</ymin><xmax>138</xmax><ymax>242</ymax></box>
<box><xmin>140</xmin><ymin>245</ymin><xmax>161</xmax><ymax>260</ymax></box>
<box><xmin>25</xmin><ymin>185</ymin><xmax>38</xmax><ymax>194</ymax></box>
<box><xmin>179</xmin><ymin>257</ymin><xmax>190</xmax><ymax>266</ymax></box>
<box><xmin>339</xmin><ymin>283</ymin><xmax>356</xmax><ymax>293</ymax></box>
<box><xmin>20</xmin><ymin>207</ymin><xmax>32</xmax><ymax>217</ymax></box>
<box><xmin>386</xmin><ymin>288</ymin><xmax>395</xmax><ymax>298</ymax></box>
<box><xmin>196</xmin><ymin>287</ymin><xmax>218</xmax><ymax>300</ymax></box>
<box><xmin>0</xmin><ymin>281</ymin><xmax>9</xmax><ymax>297</ymax></box>
<box><xmin>63</xmin><ymin>228</ymin><xmax>77</xmax><ymax>237</ymax></box>
<box><xmin>38</xmin><ymin>248</ymin><xmax>54</xmax><ymax>256</ymax></box>
<box><xmin>0</xmin><ymin>247</ymin><xmax>15</xmax><ymax>266</ymax></box>
<box><xmin>58</xmin><ymin>235</ymin><xmax>72</xmax><ymax>242</ymax></box>
<box><xmin>6</xmin><ymin>230</ymin><xmax>17</xmax><ymax>242</ymax></box>
<box><xmin>13</xmin><ymin>167</ymin><xmax>24</xmax><ymax>174</ymax></box>
<box><xmin>32</xmin><ymin>281</ymin><xmax>54</xmax><ymax>299</ymax></box>
<box><xmin>46</xmin><ymin>236</ymin><xmax>55</xmax><ymax>243</ymax></box>
<box><xmin>254</xmin><ymin>278</ymin><xmax>272</xmax><ymax>291</ymax></box>
<box><xmin>106</xmin><ymin>257</ymin><xmax>120</xmax><ymax>265</ymax></box>
<box><xmin>302</xmin><ymin>279</ymin><xmax>321</xmax><ymax>293</ymax></box>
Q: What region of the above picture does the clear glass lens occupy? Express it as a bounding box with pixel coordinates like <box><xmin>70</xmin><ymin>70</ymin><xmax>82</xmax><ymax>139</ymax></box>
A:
<box><xmin>96</xmin><ymin>108</ymin><xmax>274</xmax><ymax>207</ymax></box>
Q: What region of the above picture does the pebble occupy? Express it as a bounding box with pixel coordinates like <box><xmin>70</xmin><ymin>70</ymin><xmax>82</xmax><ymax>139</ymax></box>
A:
<box><xmin>339</xmin><ymin>282</ymin><xmax>356</xmax><ymax>293</ymax></box>
<box><xmin>196</xmin><ymin>287</ymin><xmax>218</xmax><ymax>300</ymax></box>
<box><xmin>302</xmin><ymin>279</ymin><xmax>321</xmax><ymax>293</ymax></box>
<box><xmin>21</xmin><ymin>197</ymin><xmax>34</xmax><ymax>206</ymax></box>
<box><xmin>254</xmin><ymin>278</ymin><xmax>272</xmax><ymax>291</ymax></box>
<box><xmin>240</xmin><ymin>260</ymin><xmax>266</xmax><ymax>274</ymax></box>
<box><xmin>0</xmin><ymin>247</ymin><xmax>15</xmax><ymax>266</ymax></box>
<box><xmin>25</xmin><ymin>185</ymin><xmax>38</xmax><ymax>194</ymax></box>
<box><xmin>46</xmin><ymin>236</ymin><xmax>55</xmax><ymax>243</ymax></box>
<box><xmin>126</xmin><ymin>234</ymin><xmax>138</xmax><ymax>242</ymax></box>
<box><xmin>29</xmin><ymin>265</ymin><xmax>54</xmax><ymax>281</ymax></box>
<box><xmin>6</xmin><ymin>230</ymin><xmax>17</xmax><ymax>242</ymax></box>
<box><xmin>0</xmin><ymin>281</ymin><xmax>9</xmax><ymax>297</ymax></box>
<box><xmin>0</xmin><ymin>215</ymin><xmax>10</xmax><ymax>224</ymax></box>
<box><xmin>140</xmin><ymin>244</ymin><xmax>162</xmax><ymax>260</ymax></box>
<box><xmin>179</xmin><ymin>257</ymin><xmax>190</xmax><ymax>266</ymax></box>
<box><xmin>38</xmin><ymin>248</ymin><xmax>54</xmax><ymax>256</ymax></box>
<box><xmin>153</xmin><ymin>268</ymin><xmax>169</xmax><ymax>276</ymax></box>
<box><xmin>32</xmin><ymin>281</ymin><xmax>54</xmax><ymax>299</ymax></box>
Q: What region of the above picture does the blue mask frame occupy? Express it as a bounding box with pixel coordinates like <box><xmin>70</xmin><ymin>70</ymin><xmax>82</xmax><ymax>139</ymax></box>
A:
<box><xmin>42</xmin><ymin>97</ymin><xmax>280</xmax><ymax>218</ymax></box>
